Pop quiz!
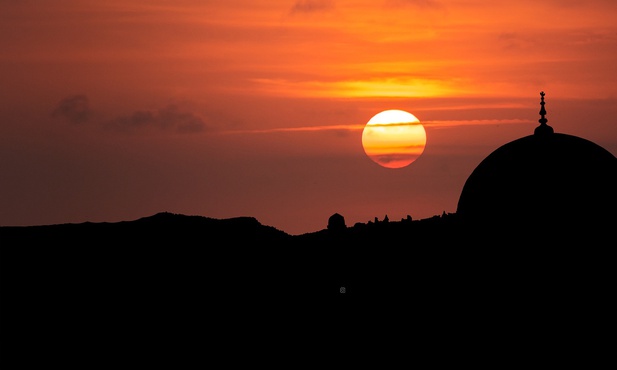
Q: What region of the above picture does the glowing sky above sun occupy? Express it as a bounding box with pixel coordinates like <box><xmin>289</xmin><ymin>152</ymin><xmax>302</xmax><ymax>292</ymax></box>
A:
<box><xmin>362</xmin><ymin>110</ymin><xmax>426</xmax><ymax>169</ymax></box>
<box><xmin>1</xmin><ymin>0</ymin><xmax>616</xmax><ymax>235</ymax></box>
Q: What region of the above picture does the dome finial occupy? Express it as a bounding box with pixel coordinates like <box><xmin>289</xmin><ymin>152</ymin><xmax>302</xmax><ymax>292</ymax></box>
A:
<box><xmin>535</xmin><ymin>91</ymin><xmax>554</xmax><ymax>136</ymax></box>
<box><xmin>539</xmin><ymin>91</ymin><xmax>547</xmax><ymax>124</ymax></box>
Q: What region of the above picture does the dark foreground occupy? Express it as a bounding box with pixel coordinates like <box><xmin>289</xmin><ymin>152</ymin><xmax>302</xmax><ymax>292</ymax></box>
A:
<box><xmin>1</xmin><ymin>212</ymin><xmax>615</xmax><ymax>366</ymax></box>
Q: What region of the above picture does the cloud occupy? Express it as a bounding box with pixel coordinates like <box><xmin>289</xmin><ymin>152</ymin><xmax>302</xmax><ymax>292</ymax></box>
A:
<box><xmin>290</xmin><ymin>0</ymin><xmax>335</xmax><ymax>14</ymax></box>
<box><xmin>385</xmin><ymin>0</ymin><xmax>442</xmax><ymax>8</ymax></box>
<box><xmin>105</xmin><ymin>104</ymin><xmax>206</xmax><ymax>134</ymax></box>
<box><xmin>51</xmin><ymin>94</ymin><xmax>91</xmax><ymax>124</ymax></box>
<box><xmin>422</xmin><ymin>118</ymin><xmax>534</xmax><ymax>128</ymax></box>
<box><xmin>221</xmin><ymin>119</ymin><xmax>533</xmax><ymax>134</ymax></box>
<box><xmin>366</xmin><ymin>122</ymin><xmax>423</xmax><ymax>128</ymax></box>
<box><xmin>497</xmin><ymin>32</ymin><xmax>536</xmax><ymax>50</ymax></box>
<box><xmin>222</xmin><ymin>124</ymin><xmax>364</xmax><ymax>135</ymax></box>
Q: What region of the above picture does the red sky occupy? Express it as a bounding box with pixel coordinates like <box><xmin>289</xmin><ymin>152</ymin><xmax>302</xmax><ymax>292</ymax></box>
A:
<box><xmin>2</xmin><ymin>0</ymin><xmax>617</xmax><ymax>235</ymax></box>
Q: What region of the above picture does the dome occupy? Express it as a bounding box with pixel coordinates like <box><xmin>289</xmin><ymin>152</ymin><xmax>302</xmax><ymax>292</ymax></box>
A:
<box><xmin>327</xmin><ymin>213</ymin><xmax>346</xmax><ymax>231</ymax></box>
<box><xmin>454</xmin><ymin>93</ymin><xmax>616</xmax><ymax>358</ymax></box>
<box><xmin>457</xmin><ymin>92</ymin><xmax>617</xmax><ymax>241</ymax></box>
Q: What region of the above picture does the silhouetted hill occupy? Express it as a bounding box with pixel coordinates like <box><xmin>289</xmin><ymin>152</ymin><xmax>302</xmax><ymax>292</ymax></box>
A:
<box><xmin>1</xmin><ymin>211</ymin><xmax>292</xmax><ymax>245</ymax></box>
<box><xmin>1</xmin><ymin>211</ymin><xmax>615</xmax><ymax>366</ymax></box>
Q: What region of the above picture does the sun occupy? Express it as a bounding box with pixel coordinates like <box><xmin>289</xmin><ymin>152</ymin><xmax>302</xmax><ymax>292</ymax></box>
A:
<box><xmin>361</xmin><ymin>109</ymin><xmax>426</xmax><ymax>169</ymax></box>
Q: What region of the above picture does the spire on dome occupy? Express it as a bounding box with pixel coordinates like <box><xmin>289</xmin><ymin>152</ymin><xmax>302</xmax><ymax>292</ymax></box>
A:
<box><xmin>535</xmin><ymin>91</ymin><xmax>554</xmax><ymax>136</ymax></box>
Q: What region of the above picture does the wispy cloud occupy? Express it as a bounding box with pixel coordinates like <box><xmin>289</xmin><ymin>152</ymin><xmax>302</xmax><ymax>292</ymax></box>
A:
<box><xmin>422</xmin><ymin>118</ymin><xmax>534</xmax><ymax>128</ymax></box>
<box><xmin>222</xmin><ymin>124</ymin><xmax>365</xmax><ymax>134</ymax></box>
<box><xmin>220</xmin><ymin>118</ymin><xmax>533</xmax><ymax>134</ymax></box>
<box><xmin>366</xmin><ymin>122</ymin><xmax>423</xmax><ymax>128</ymax></box>
<box><xmin>384</xmin><ymin>0</ymin><xmax>442</xmax><ymax>8</ymax></box>
<box><xmin>250</xmin><ymin>76</ymin><xmax>462</xmax><ymax>99</ymax></box>
<box><xmin>104</xmin><ymin>104</ymin><xmax>207</xmax><ymax>134</ymax></box>
<box><xmin>51</xmin><ymin>94</ymin><xmax>92</xmax><ymax>124</ymax></box>
<box><xmin>290</xmin><ymin>0</ymin><xmax>335</xmax><ymax>14</ymax></box>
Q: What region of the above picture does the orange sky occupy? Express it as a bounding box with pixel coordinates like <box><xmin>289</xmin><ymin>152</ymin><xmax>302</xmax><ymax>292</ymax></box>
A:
<box><xmin>2</xmin><ymin>0</ymin><xmax>617</xmax><ymax>234</ymax></box>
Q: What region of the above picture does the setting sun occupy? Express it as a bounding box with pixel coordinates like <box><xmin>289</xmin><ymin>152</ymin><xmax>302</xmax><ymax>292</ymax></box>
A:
<box><xmin>362</xmin><ymin>110</ymin><xmax>427</xmax><ymax>169</ymax></box>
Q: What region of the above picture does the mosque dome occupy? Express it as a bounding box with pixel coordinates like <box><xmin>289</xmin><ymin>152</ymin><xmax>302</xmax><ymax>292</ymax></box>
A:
<box><xmin>456</xmin><ymin>92</ymin><xmax>617</xmax><ymax>242</ymax></box>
